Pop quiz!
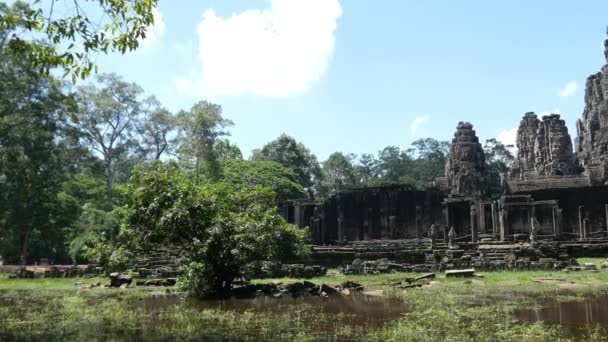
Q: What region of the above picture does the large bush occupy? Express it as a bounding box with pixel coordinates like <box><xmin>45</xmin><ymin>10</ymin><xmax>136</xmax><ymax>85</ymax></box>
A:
<box><xmin>121</xmin><ymin>162</ymin><xmax>310</xmax><ymax>298</ymax></box>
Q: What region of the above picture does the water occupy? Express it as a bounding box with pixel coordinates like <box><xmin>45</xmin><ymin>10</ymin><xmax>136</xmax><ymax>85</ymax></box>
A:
<box><xmin>142</xmin><ymin>292</ymin><xmax>410</xmax><ymax>330</ymax></box>
<box><xmin>515</xmin><ymin>293</ymin><xmax>608</xmax><ymax>338</ymax></box>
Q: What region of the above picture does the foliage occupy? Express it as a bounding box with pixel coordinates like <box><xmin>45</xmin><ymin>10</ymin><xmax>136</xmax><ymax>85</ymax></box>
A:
<box><xmin>121</xmin><ymin>162</ymin><xmax>309</xmax><ymax>297</ymax></box>
<box><xmin>484</xmin><ymin>138</ymin><xmax>515</xmax><ymax>176</ymax></box>
<box><xmin>176</xmin><ymin>101</ymin><xmax>233</xmax><ymax>182</ymax></box>
<box><xmin>74</xmin><ymin>73</ymin><xmax>144</xmax><ymax>205</ymax></box>
<box><xmin>138</xmin><ymin>97</ymin><xmax>177</xmax><ymax>160</ymax></box>
<box><xmin>215</xmin><ymin>139</ymin><xmax>243</xmax><ymax>160</ymax></box>
<box><xmin>251</xmin><ymin>134</ymin><xmax>321</xmax><ymax>197</ymax></box>
<box><xmin>0</xmin><ymin>50</ymin><xmax>75</xmax><ymax>264</ymax></box>
<box><xmin>316</xmin><ymin>152</ymin><xmax>359</xmax><ymax>198</ymax></box>
<box><xmin>342</xmin><ymin>138</ymin><xmax>449</xmax><ymax>190</ymax></box>
<box><xmin>220</xmin><ymin>159</ymin><xmax>307</xmax><ymax>203</ymax></box>
<box><xmin>0</xmin><ymin>0</ymin><xmax>158</xmax><ymax>81</ymax></box>
<box><xmin>66</xmin><ymin>203</ymin><xmax>119</xmax><ymax>264</ymax></box>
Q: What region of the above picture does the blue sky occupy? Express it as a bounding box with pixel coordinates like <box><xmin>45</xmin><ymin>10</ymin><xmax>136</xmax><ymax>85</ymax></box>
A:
<box><xmin>93</xmin><ymin>0</ymin><xmax>608</xmax><ymax>160</ymax></box>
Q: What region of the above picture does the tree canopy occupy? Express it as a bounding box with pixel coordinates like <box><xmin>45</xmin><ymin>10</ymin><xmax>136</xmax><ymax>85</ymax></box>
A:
<box><xmin>0</xmin><ymin>0</ymin><xmax>158</xmax><ymax>81</ymax></box>
<box><xmin>220</xmin><ymin>159</ymin><xmax>307</xmax><ymax>203</ymax></box>
<box><xmin>251</xmin><ymin>134</ymin><xmax>321</xmax><ymax>197</ymax></box>
<box><xmin>121</xmin><ymin>162</ymin><xmax>309</xmax><ymax>298</ymax></box>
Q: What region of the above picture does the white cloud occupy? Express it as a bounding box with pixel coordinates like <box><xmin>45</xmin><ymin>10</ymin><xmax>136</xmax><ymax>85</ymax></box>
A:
<box><xmin>410</xmin><ymin>115</ymin><xmax>430</xmax><ymax>137</ymax></box>
<box><xmin>558</xmin><ymin>81</ymin><xmax>577</xmax><ymax>97</ymax></box>
<box><xmin>141</xmin><ymin>8</ymin><xmax>166</xmax><ymax>47</ymax></box>
<box><xmin>177</xmin><ymin>0</ymin><xmax>342</xmax><ymax>97</ymax></box>
<box><xmin>497</xmin><ymin>127</ymin><xmax>518</xmax><ymax>152</ymax></box>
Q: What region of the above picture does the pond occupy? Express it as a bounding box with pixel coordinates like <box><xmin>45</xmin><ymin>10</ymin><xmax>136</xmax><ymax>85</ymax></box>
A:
<box><xmin>515</xmin><ymin>293</ymin><xmax>608</xmax><ymax>338</ymax></box>
<box><xmin>140</xmin><ymin>291</ymin><xmax>411</xmax><ymax>334</ymax></box>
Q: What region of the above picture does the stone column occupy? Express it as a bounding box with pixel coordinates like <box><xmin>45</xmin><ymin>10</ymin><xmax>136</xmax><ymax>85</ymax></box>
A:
<box><xmin>388</xmin><ymin>215</ymin><xmax>397</xmax><ymax>239</ymax></box>
<box><xmin>578</xmin><ymin>205</ymin><xmax>584</xmax><ymax>241</ymax></box>
<box><xmin>478</xmin><ymin>203</ymin><xmax>486</xmax><ymax>234</ymax></box>
<box><xmin>470</xmin><ymin>204</ymin><xmax>478</xmax><ymax>242</ymax></box>
<box><xmin>605</xmin><ymin>204</ymin><xmax>608</xmax><ymax>237</ymax></box>
<box><xmin>415</xmin><ymin>206</ymin><xmax>422</xmax><ymax>239</ymax></box>
<box><xmin>500</xmin><ymin>204</ymin><xmax>508</xmax><ymax>241</ymax></box>
<box><xmin>337</xmin><ymin>216</ymin><xmax>344</xmax><ymax>242</ymax></box>
<box><xmin>551</xmin><ymin>207</ymin><xmax>557</xmax><ymax>238</ymax></box>
<box><xmin>491</xmin><ymin>202</ymin><xmax>498</xmax><ymax>236</ymax></box>
<box><xmin>442</xmin><ymin>204</ymin><xmax>449</xmax><ymax>242</ymax></box>
<box><xmin>556</xmin><ymin>208</ymin><xmax>563</xmax><ymax>240</ymax></box>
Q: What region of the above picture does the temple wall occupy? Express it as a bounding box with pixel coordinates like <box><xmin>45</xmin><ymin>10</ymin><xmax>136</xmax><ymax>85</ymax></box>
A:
<box><xmin>308</xmin><ymin>186</ymin><xmax>445</xmax><ymax>244</ymax></box>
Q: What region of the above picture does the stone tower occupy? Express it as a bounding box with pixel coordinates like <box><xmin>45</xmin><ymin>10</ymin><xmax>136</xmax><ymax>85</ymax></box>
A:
<box><xmin>445</xmin><ymin>122</ymin><xmax>487</xmax><ymax>198</ymax></box>
<box><xmin>575</xmin><ymin>30</ymin><xmax>608</xmax><ymax>183</ymax></box>
<box><xmin>534</xmin><ymin>114</ymin><xmax>577</xmax><ymax>176</ymax></box>
<box><xmin>511</xmin><ymin>112</ymin><xmax>577</xmax><ymax>179</ymax></box>
<box><xmin>511</xmin><ymin>112</ymin><xmax>540</xmax><ymax>179</ymax></box>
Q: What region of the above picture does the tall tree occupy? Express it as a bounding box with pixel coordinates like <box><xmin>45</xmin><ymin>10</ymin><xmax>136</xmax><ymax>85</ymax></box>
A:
<box><xmin>317</xmin><ymin>152</ymin><xmax>358</xmax><ymax>198</ymax></box>
<box><xmin>215</xmin><ymin>139</ymin><xmax>243</xmax><ymax>161</ymax></box>
<box><xmin>220</xmin><ymin>159</ymin><xmax>306</xmax><ymax>203</ymax></box>
<box><xmin>0</xmin><ymin>51</ymin><xmax>74</xmax><ymax>264</ymax></box>
<box><xmin>374</xmin><ymin>146</ymin><xmax>414</xmax><ymax>185</ymax></box>
<box><xmin>0</xmin><ymin>0</ymin><xmax>158</xmax><ymax>80</ymax></box>
<box><xmin>355</xmin><ymin>153</ymin><xmax>378</xmax><ymax>186</ymax></box>
<box><xmin>139</xmin><ymin>96</ymin><xmax>177</xmax><ymax>160</ymax></box>
<box><xmin>484</xmin><ymin>138</ymin><xmax>514</xmax><ymax>175</ymax></box>
<box><xmin>409</xmin><ymin>138</ymin><xmax>450</xmax><ymax>186</ymax></box>
<box><xmin>176</xmin><ymin>101</ymin><xmax>232</xmax><ymax>182</ymax></box>
<box><xmin>251</xmin><ymin>134</ymin><xmax>321</xmax><ymax>197</ymax></box>
<box><xmin>74</xmin><ymin>73</ymin><xmax>143</xmax><ymax>206</ymax></box>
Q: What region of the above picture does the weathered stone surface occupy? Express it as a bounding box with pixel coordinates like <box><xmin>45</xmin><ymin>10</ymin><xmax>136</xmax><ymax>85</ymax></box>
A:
<box><xmin>445</xmin><ymin>269</ymin><xmax>475</xmax><ymax>277</ymax></box>
<box><xmin>445</xmin><ymin>122</ymin><xmax>486</xmax><ymax>198</ymax></box>
<box><xmin>511</xmin><ymin>113</ymin><xmax>577</xmax><ymax>179</ymax></box>
<box><xmin>575</xmin><ymin>32</ymin><xmax>608</xmax><ymax>184</ymax></box>
<box><xmin>243</xmin><ymin>261</ymin><xmax>327</xmax><ymax>279</ymax></box>
<box><xmin>511</xmin><ymin>112</ymin><xmax>541</xmax><ymax>180</ymax></box>
<box><xmin>109</xmin><ymin>272</ymin><xmax>133</xmax><ymax>287</ymax></box>
<box><xmin>535</xmin><ymin>114</ymin><xmax>578</xmax><ymax>176</ymax></box>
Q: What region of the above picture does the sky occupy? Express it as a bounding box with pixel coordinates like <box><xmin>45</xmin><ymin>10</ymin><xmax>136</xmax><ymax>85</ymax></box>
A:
<box><xmin>91</xmin><ymin>0</ymin><xmax>608</xmax><ymax>160</ymax></box>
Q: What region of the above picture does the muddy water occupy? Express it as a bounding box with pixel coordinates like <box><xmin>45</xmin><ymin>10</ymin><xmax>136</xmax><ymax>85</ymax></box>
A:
<box><xmin>515</xmin><ymin>294</ymin><xmax>608</xmax><ymax>338</ymax></box>
<box><xmin>143</xmin><ymin>292</ymin><xmax>410</xmax><ymax>329</ymax></box>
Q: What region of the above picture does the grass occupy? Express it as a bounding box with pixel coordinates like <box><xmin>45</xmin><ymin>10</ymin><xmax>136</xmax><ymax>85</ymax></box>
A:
<box><xmin>1</xmin><ymin>258</ymin><xmax>608</xmax><ymax>341</ymax></box>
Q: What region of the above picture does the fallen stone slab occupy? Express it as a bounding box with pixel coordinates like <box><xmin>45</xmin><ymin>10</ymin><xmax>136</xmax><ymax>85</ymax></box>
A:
<box><xmin>415</xmin><ymin>273</ymin><xmax>436</xmax><ymax>281</ymax></box>
<box><xmin>445</xmin><ymin>269</ymin><xmax>475</xmax><ymax>278</ymax></box>
<box><xmin>320</xmin><ymin>283</ymin><xmax>338</xmax><ymax>294</ymax></box>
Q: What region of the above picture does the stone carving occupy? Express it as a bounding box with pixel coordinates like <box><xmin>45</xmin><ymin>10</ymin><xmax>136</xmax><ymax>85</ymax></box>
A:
<box><xmin>511</xmin><ymin>113</ymin><xmax>577</xmax><ymax>179</ymax></box>
<box><xmin>575</xmin><ymin>31</ymin><xmax>608</xmax><ymax>183</ymax></box>
<box><xmin>510</xmin><ymin>112</ymin><xmax>540</xmax><ymax>179</ymax></box>
<box><xmin>534</xmin><ymin>114</ymin><xmax>577</xmax><ymax>176</ymax></box>
<box><xmin>445</xmin><ymin>122</ymin><xmax>487</xmax><ymax>198</ymax></box>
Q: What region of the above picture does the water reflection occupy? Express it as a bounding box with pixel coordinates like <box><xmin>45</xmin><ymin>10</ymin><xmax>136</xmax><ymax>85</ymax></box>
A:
<box><xmin>142</xmin><ymin>292</ymin><xmax>410</xmax><ymax>329</ymax></box>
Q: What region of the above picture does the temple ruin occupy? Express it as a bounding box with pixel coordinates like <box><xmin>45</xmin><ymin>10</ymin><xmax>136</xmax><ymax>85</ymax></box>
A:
<box><xmin>283</xmin><ymin>30</ymin><xmax>608</xmax><ymax>269</ymax></box>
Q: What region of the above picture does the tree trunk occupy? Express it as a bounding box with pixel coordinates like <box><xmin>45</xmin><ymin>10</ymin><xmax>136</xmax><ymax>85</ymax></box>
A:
<box><xmin>19</xmin><ymin>224</ymin><xmax>30</xmax><ymax>265</ymax></box>
<box><xmin>106</xmin><ymin>160</ymin><xmax>115</xmax><ymax>244</ymax></box>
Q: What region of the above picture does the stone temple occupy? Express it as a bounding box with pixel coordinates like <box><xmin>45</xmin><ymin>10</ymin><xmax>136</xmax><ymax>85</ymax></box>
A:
<box><xmin>283</xmin><ymin>30</ymin><xmax>608</xmax><ymax>270</ymax></box>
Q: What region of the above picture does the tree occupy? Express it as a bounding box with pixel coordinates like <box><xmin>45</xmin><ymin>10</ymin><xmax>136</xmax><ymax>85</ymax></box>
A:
<box><xmin>484</xmin><ymin>138</ymin><xmax>514</xmax><ymax>175</ymax></box>
<box><xmin>121</xmin><ymin>162</ymin><xmax>309</xmax><ymax>298</ymax></box>
<box><xmin>220</xmin><ymin>159</ymin><xmax>307</xmax><ymax>203</ymax></box>
<box><xmin>0</xmin><ymin>0</ymin><xmax>158</xmax><ymax>81</ymax></box>
<box><xmin>215</xmin><ymin>139</ymin><xmax>243</xmax><ymax>160</ymax></box>
<box><xmin>316</xmin><ymin>152</ymin><xmax>358</xmax><ymax>198</ymax></box>
<box><xmin>374</xmin><ymin>146</ymin><xmax>414</xmax><ymax>185</ymax></box>
<box><xmin>0</xmin><ymin>51</ymin><xmax>75</xmax><ymax>264</ymax></box>
<box><xmin>177</xmin><ymin>101</ymin><xmax>232</xmax><ymax>182</ymax></box>
<box><xmin>139</xmin><ymin>97</ymin><xmax>177</xmax><ymax>160</ymax></box>
<box><xmin>251</xmin><ymin>134</ymin><xmax>321</xmax><ymax>197</ymax></box>
<box><xmin>355</xmin><ymin>153</ymin><xmax>378</xmax><ymax>186</ymax></box>
<box><xmin>409</xmin><ymin>138</ymin><xmax>450</xmax><ymax>186</ymax></box>
<box><xmin>74</xmin><ymin>73</ymin><xmax>143</xmax><ymax>206</ymax></box>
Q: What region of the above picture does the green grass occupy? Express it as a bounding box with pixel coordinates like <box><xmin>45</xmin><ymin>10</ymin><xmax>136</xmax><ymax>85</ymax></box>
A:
<box><xmin>2</xmin><ymin>258</ymin><xmax>608</xmax><ymax>341</ymax></box>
